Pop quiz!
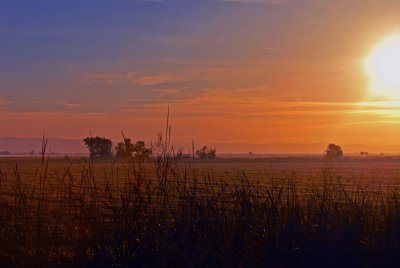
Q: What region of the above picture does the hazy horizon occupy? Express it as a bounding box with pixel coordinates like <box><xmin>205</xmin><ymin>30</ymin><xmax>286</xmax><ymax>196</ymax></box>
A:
<box><xmin>2</xmin><ymin>136</ymin><xmax>400</xmax><ymax>155</ymax></box>
<box><xmin>2</xmin><ymin>0</ymin><xmax>400</xmax><ymax>152</ymax></box>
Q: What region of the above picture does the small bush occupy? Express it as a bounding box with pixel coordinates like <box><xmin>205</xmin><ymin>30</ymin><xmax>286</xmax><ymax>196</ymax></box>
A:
<box><xmin>196</xmin><ymin>145</ymin><xmax>217</xmax><ymax>159</ymax></box>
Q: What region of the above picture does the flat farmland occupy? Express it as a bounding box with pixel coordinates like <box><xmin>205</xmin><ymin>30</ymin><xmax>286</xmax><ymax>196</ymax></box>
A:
<box><xmin>2</xmin><ymin>156</ymin><xmax>400</xmax><ymax>187</ymax></box>
<box><xmin>2</xmin><ymin>155</ymin><xmax>400</xmax><ymax>265</ymax></box>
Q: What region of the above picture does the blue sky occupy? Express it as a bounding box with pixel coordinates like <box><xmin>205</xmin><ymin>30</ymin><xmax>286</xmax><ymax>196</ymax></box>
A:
<box><xmin>1</xmin><ymin>0</ymin><xmax>294</xmax><ymax>112</ymax></box>
<box><xmin>1</xmin><ymin>0</ymin><xmax>400</xmax><ymax>152</ymax></box>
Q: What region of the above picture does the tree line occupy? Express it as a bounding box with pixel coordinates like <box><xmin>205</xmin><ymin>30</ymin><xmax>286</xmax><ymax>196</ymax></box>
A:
<box><xmin>83</xmin><ymin>136</ymin><xmax>217</xmax><ymax>160</ymax></box>
<box><xmin>83</xmin><ymin>137</ymin><xmax>153</xmax><ymax>159</ymax></box>
<box><xmin>83</xmin><ymin>136</ymin><xmax>345</xmax><ymax>160</ymax></box>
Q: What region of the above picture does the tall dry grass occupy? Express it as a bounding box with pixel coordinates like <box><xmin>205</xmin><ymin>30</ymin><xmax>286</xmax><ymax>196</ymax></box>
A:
<box><xmin>1</xmin><ymin>135</ymin><xmax>400</xmax><ymax>266</ymax></box>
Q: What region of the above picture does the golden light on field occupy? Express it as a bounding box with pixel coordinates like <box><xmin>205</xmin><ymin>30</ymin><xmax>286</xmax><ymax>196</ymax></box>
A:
<box><xmin>365</xmin><ymin>35</ymin><xmax>400</xmax><ymax>99</ymax></box>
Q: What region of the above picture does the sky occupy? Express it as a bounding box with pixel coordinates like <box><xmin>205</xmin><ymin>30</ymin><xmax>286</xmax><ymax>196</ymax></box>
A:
<box><xmin>1</xmin><ymin>0</ymin><xmax>400</xmax><ymax>153</ymax></box>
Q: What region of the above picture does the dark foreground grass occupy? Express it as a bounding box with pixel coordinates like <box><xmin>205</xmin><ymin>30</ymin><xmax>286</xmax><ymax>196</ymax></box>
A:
<box><xmin>1</xmin><ymin>141</ymin><xmax>400</xmax><ymax>267</ymax></box>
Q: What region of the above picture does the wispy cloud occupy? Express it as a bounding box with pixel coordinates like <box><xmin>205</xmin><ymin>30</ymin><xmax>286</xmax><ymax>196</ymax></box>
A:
<box><xmin>220</xmin><ymin>0</ymin><xmax>285</xmax><ymax>3</ymax></box>
<box><xmin>82</xmin><ymin>72</ymin><xmax>182</xmax><ymax>86</ymax></box>
<box><xmin>219</xmin><ymin>0</ymin><xmax>316</xmax><ymax>4</ymax></box>
<box><xmin>156</xmin><ymin>88</ymin><xmax>180</xmax><ymax>97</ymax></box>
<box><xmin>136</xmin><ymin>74</ymin><xmax>180</xmax><ymax>86</ymax></box>
<box><xmin>0</xmin><ymin>99</ymin><xmax>12</xmax><ymax>108</ymax></box>
<box><xmin>81</xmin><ymin>67</ymin><xmax>232</xmax><ymax>87</ymax></box>
<box><xmin>0</xmin><ymin>29</ymin><xmax>62</xmax><ymax>36</ymax></box>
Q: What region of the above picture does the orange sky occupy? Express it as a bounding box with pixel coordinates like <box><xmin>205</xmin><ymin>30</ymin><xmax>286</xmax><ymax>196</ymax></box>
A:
<box><xmin>2</xmin><ymin>0</ymin><xmax>400</xmax><ymax>153</ymax></box>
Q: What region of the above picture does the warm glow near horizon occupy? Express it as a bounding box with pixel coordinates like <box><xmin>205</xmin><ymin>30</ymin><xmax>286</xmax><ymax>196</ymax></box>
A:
<box><xmin>365</xmin><ymin>35</ymin><xmax>400</xmax><ymax>99</ymax></box>
<box><xmin>2</xmin><ymin>1</ymin><xmax>400</xmax><ymax>153</ymax></box>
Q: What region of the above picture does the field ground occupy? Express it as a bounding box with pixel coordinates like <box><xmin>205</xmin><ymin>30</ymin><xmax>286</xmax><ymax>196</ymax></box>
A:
<box><xmin>2</xmin><ymin>155</ymin><xmax>400</xmax><ymax>186</ymax></box>
<box><xmin>2</xmin><ymin>155</ymin><xmax>400</xmax><ymax>266</ymax></box>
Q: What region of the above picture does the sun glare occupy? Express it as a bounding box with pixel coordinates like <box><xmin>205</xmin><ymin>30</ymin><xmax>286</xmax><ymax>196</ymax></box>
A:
<box><xmin>365</xmin><ymin>35</ymin><xmax>400</xmax><ymax>98</ymax></box>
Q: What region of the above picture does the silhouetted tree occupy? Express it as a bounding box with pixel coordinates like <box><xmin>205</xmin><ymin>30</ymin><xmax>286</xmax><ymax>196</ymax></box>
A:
<box><xmin>196</xmin><ymin>146</ymin><xmax>217</xmax><ymax>160</ymax></box>
<box><xmin>208</xmin><ymin>148</ymin><xmax>216</xmax><ymax>159</ymax></box>
<box><xmin>115</xmin><ymin>142</ymin><xmax>126</xmax><ymax>158</ymax></box>
<box><xmin>83</xmin><ymin>136</ymin><xmax>112</xmax><ymax>159</ymax></box>
<box><xmin>132</xmin><ymin>141</ymin><xmax>152</xmax><ymax>158</ymax></box>
<box><xmin>325</xmin><ymin>143</ymin><xmax>343</xmax><ymax>159</ymax></box>
<box><xmin>115</xmin><ymin>138</ymin><xmax>152</xmax><ymax>159</ymax></box>
<box><xmin>196</xmin><ymin>146</ymin><xmax>208</xmax><ymax>159</ymax></box>
<box><xmin>115</xmin><ymin>138</ymin><xmax>135</xmax><ymax>159</ymax></box>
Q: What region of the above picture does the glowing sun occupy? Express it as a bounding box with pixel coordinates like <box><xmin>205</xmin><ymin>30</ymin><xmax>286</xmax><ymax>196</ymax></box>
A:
<box><xmin>365</xmin><ymin>35</ymin><xmax>400</xmax><ymax>98</ymax></box>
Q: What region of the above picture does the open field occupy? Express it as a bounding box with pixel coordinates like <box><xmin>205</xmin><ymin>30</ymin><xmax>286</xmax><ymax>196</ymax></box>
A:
<box><xmin>2</xmin><ymin>152</ymin><xmax>400</xmax><ymax>266</ymax></box>
<box><xmin>3</xmin><ymin>155</ymin><xmax>400</xmax><ymax>187</ymax></box>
